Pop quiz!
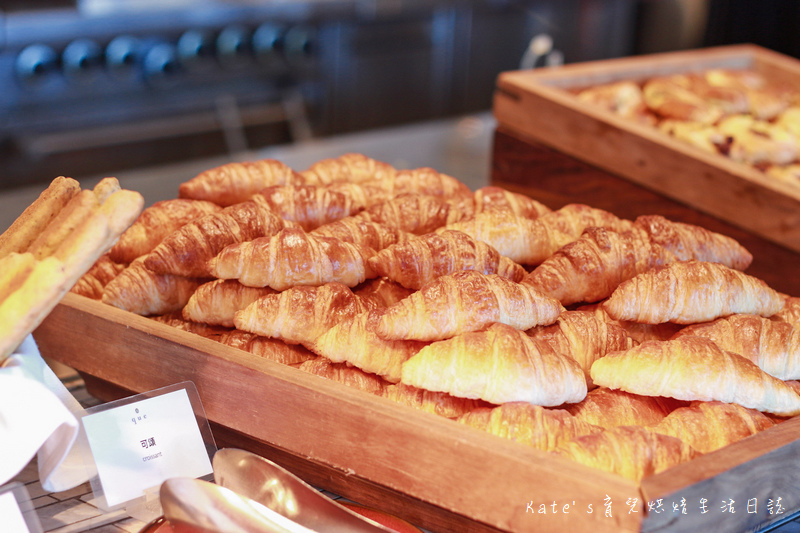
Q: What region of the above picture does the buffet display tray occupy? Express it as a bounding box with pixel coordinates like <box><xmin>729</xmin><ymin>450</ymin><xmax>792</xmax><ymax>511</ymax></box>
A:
<box><xmin>493</xmin><ymin>44</ymin><xmax>800</xmax><ymax>255</ymax></box>
<box><xmin>34</xmin><ymin>293</ymin><xmax>800</xmax><ymax>532</ymax></box>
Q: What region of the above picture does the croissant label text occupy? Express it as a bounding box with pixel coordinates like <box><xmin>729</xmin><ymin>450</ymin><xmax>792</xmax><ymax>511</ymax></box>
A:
<box><xmin>525</xmin><ymin>496</ymin><xmax>786</xmax><ymax>517</ymax></box>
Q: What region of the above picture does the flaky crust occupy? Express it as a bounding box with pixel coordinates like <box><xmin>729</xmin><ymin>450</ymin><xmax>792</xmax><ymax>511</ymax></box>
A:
<box><xmin>252</xmin><ymin>185</ymin><xmax>364</xmax><ymax>231</ymax></box>
<box><xmin>353</xmin><ymin>277</ymin><xmax>414</xmax><ymax>308</ymax></box>
<box><xmin>108</xmin><ymin>199</ymin><xmax>222</xmax><ymax>263</ymax></box>
<box><xmin>144</xmin><ymin>201</ymin><xmax>287</xmax><ymax>278</ymax></box>
<box><xmin>603</xmin><ymin>260</ymin><xmax>784</xmax><ymax>324</ymax></box>
<box><xmin>310</xmin><ymin>217</ymin><xmax>408</xmax><ymax>251</ymax></box>
<box><xmin>299</xmin><ymin>357</ymin><xmax>388</xmax><ymax>395</ymax></box>
<box><xmin>376</xmin><ymin>271</ymin><xmax>562</xmax><ymax>341</ymax></box>
<box><xmin>215</xmin><ymin>329</ymin><xmax>316</xmax><ymax>366</ymax></box>
<box><xmin>473</xmin><ymin>186</ymin><xmax>552</xmax><ymax>219</ymax></box>
<box><xmin>590</xmin><ymin>336</ymin><xmax>800</xmax><ymax>416</ymax></box>
<box><xmin>458</xmin><ymin>402</ymin><xmax>601</xmax><ymax>452</ymax></box>
<box><xmin>300</xmin><ymin>153</ymin><xmax>397</xmax><ymax>186</ymax></box>
<box><xmin>674</xmin><ymin>314</ymin><xmax>800</xmax><ymax>380</ymax></box>
<box><xmin>523</xmin><ymin>226</ymin><xmax>675</xmax><ymax>306</ymax></box>
<box><xmin>401</xmin><ymin>323</ymin><xmax>587</xmax><ymax>406</ymax></box>
<box><xmin>182</xmin><ymin>279</ymin><xmax>276</xmax><ymax>328</ymax></box>
<box><xmin>554</xmin><ymin>425</ymin><xmax>700</xmax><ymax>481</ymax></box>
<box><xmin>652</xmin><ymin>401</ymin><xmax>775</xmax><ymax>454</ymax></box>
<box><xmin>210</xmin><ymin>227</ymin><xmax>375</xmax><ymax>291</ymax></box>
<box><xmin>564</xmin><ymin>387</ymin><xmax>678</xmax><ymax>428</ymax></box>
<box><xmin>383</xmin><ymin>383</ymin><xmax>488</xmax><ymax>419</ymax></box>
<box><xmin>356</xmin><ymin>193</ymin><xmax>453</xmax><ymax>235</ymax></box>
<box><xmin>178</xmin><ymin>158</ymin><xmax>304</xmax><ymax>206</ymax></box>
<box><xmin>368</xmin><ymin>229</ymin><xmax>526</xmax><ymax>290</ymax></box>
<box><xmin>311</xmin><ymin>308</ymin><xmax>428</xmax><ymax>383</ymax></box>
<box><xmin>234</xmin><ymin>282</ymin><xmax>376</xmax><ymax>347</ymax></box>
<box><xmin>578</xmin><ymin>302</ymin><xmax>684</xmax><ymax>343</ymax></box>
<box><xmin>70</xmin><ymin>254</ymin><xmax>127</xmax><ymax>300</ymax></box>
<box><xmin>527</xmin><ymin>310</ymin><xmax>637</xmax><ymax>386</ymax></box>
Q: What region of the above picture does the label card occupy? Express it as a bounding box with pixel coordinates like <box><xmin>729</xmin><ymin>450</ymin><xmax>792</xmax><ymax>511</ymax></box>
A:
<box><xmin>0</xmin><ymin>483</ymin><xmax>42</xmax><ymax>533</ymax></box>
<box><xmin>81</xmin><ymin>381</ymin><xmax>216</xmax><ymax>510</ymax></box>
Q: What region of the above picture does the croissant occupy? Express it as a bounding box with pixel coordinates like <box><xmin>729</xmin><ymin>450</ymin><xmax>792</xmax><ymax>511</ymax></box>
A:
<box><xmin>310</xmin><ymin>217</ymin><xmax>409</xmax><ymax>252</ymax></box>
<box><xmin>388</xmin><ymin>167</ymin><xmax>472</xmax><ymax>201</ymax></box>
<box><xmin>473</xmin><ymin>186</ymin><xmax>551</xmax><ymax>219</ymax></box>
<box><xmin>355</xmin><ymin>193</ymin><xmax>452</xmax><ymax>235</ymax></box>
<box><xmin>459</xmin><ymin>402</ymin><xmax>601</xmax><ymax>452</ymax></box>
<box><xmin>673</xmin><ymin>314</ymin><xmax>800</xmax><ymax>380</ymax></box>
<box><xmin>108</xmin><ymin>199</ymin><xmax>222</xmax><ymax>263</ymax></box>
<box><xmin>215</xmin><ymin>329</ymin><xmax>316</xmax><ymax>366</ymax></box>
<box><xmin>382</xmin><ymin>383</ymin><xmax>488</xmax><ymax>419</ymax></box>
<box><xmin>252</xmin><ymin>185</ymin><xmax>364</xmax><ymax>231</ymax></box>
<box><xmin>590</xmin><ymin>336</ymin><xmax>800</xmax><ymax>416</ymax></box>
<box><xmin>102</xmin><ymin>256</ymin><xmax>202</xmax><ymax>316</ymax></box>
<box><xmin>70</xmin><ymin>254</ymin><xmax>127</xmax><ymax>300</ymax></box>
<box><xmin>578</xmin><ymin>303</ymin><xmax>684</xmax><ymax>343</ymax></box>
<box><xmin>182</xmin><ymin>279</ymin><xmax>276</xmax><ymax>328</ymax></box>
<box><xmin>633</xmin><ymin>214</ymin><xmax>753</xmax><ymax>270</ymax></box>
<box><xmin>144</xmin><ymin>201</ymin><xmax>288</xmax><ymax>278</ymax></box>
<box><xmin>772</xmin><ymin>296</ymin><xmax>800</xmax><ymax>327</ymax></box>
<box><xmin>150</xmin><ymin>312</ymin><xmax>230</xmax><ymax>340</ymax></box>
<box><xmin>652</xmin><ymin>401</ymin><xmax>775</xmax><ymax>454</ymax></box>
<box><xmin>527</xmin><ymin>310</ymin><xmax>637</xmax><ymax>386</ymax></box>
<box><xmin>603</xmin><ymin>261</ymin><xmax>785</xmax><ymax>324</ymax></box>
<box><xmin>234</xmin><ymin>282</ymin><xmax>376</xmax><ymax>347</ymax></box>
<box><xmin>324</xmin><ymin>181</ymin><xmax>394</xmax><ymax>211</ymax></box>
<box><xmin>401</xmin><ymin>323</ymin><xmax>587</xmax><ymax>406</ymax></box>
<box><xmin>210</xmin><ymin>227</ymin><xmax>375</xmax><ymax>291</ymax></box>
<box><xmin>376</xmin><ymin>271</ymin><xmax>562</xmax><ymax>341</ymax></box>
<box><xmin>310</xmin><ymin>308</ymin><xmax>428</xmax><ymax>383</ymax></box>
<box><xmin>642</xmin><ymin>74</ymin><xmax>739</xmax><ymax>124</ymax></box>
<box><xmin>178</xmin><ymin>158</ymin><xmax>304</xmax><ymax>206</ymax></box>
<box><xmin>298</xmin><ymin>358</ymin><xmax>388</xmax><ymax>396</ymax></box>
<box><xmin>523</xmin><ymin>226</ymin><xmax>675</xmax><ymax>306</ymax></box>
<box><xmin>353</xmin><ymin>277</ymin><xmax>415</xmax><ymax>308</ymax></box>
<box><xmin>300</xmin><ymin>153</ymin><xmax>397</xmax><ymax>186</ymax></box>
<box><xmin>564</xmin><ymin>387</ymin><xmax>680</xmax><ymax>428</ymax></box>
<box><xmin>553</xmin><ymin>425</ymin><xmax>700</xmax><ymax>482</ymax></box>
<box><xmin>368</xmin><ymin>229</ymin><xmax>526</xmax><ymax>290</ymax></box>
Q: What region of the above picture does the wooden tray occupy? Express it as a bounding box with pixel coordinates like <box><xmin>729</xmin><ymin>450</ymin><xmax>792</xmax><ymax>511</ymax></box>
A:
<box><xmin>493</xmin><ymin>44</ymin><xmax>800</xmax><ymax>254</ymax></box>
<box><xmin>34</xmin><ymin>293</ymin><xmax>800</xmax><ymax>532</ymax></box>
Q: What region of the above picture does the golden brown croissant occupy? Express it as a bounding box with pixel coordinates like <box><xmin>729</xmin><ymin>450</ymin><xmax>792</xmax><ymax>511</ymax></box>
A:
<box><xmin>102</xmin><ymin>256</ymin><xmax>202</xmax><ymax>316</ymax></box>
<box><xmin>651</xmin><ymin>401</ymin><xmax>775</xmax><ymax>454</ymax></box>
<box><xmin>310</xmin><ymin>308</ymin><xmax>428</xmax><ymax>383</ymax></box>
<box><xmin>144</xmin><ymin>201</ymin><xmax>288</xmax><ymax>278</ymax></box>
<box><xmin>458</xmin><ymin>402</ymin><xmax>601</xmax><ymax>452</ymax></box>
<box><xmin>578</xmin><ymin>302</ymin><xmax>684</xmax><ymax>343</ymax></box>
<box><xmin>298</xmin><ymin>357</ymin><xmax>388</xmax><ymax>396</ymax></box>
<box><xmin>376</xmin><ymin>271</ymin><xmax>562</xmax><ymax>341</ymax></box>
<box><xmin>234</xmin><ymin>282</ymin><xmax>376</xmax><ymax>347</ymax></box>
<box><xmin>527</xmin><ymin>310</ymin><xmax>637</xmax><ymax>386</ymax></box>
<box><xmin>178</xmin><ymin>158</ymin><xmax>304</xmax><ymax>206</ymax></box>
<box><xmin>673</xmin><ymin>314</ymin><xmax>800</xmax><ymax>380</ymax></box>
<box><xmin>577</xmin><ymin>80</ymin><xmax>657</xmax><ymax>125</ymax></box>
<box><xmin>324</xmin><ymin>181</ymin><xmax>394</xmax><ymax>211</ymax></box>
<box><xmin>633</xmin><ymin>214</ymin><xmax>753</xmax><ymax>270</ymax></box>
<box><xmin>310</xmin><ymin>217</ymin><xmax>409</xmax><ymax>251</ymax></box>
<box><xmin>553</xmin><ymin>425</ymin><xmax>699</xmax><ymax>482</ymax></box>
<box><xmin>590</xmin><ymin>336</ymin><xmax>800</xmax><ymax>416</ymax></box>
<box><xmin>603</xmin><ymin>260</ymin><xmax>785</xmax><ymax>324</ymax></box>
<box><xmin>210</xmin><ymin>227</ymin><xmax>375</xmax><ymax>291</ymax></box>
<box><xmin>388</xmin><ymin>167</ymin><xmax>473</xmax><ymax>201</ymax></box>
<box><xmin>523</xmin><ymin>227</ymin><xmax>675</xmax><ymax>306</ymax></box>
<box><xmin>108</xmin><ymin>199</ymin><xmax>222</xmax><ymax>263</ymax></box>
<box><xmin>772</xmin><ymin>296</ymin><xmax>800</xmax><ymax>327</ymax></box>
<box><xmin>252</xmin><ymin>185</ymin><xmax>364</xmax><ymax>231</ymax></box>
<box><xmin>300</xmin><ymin>153</ymin><xmax>397</xmax><ymax>186</ymax></box>
<box><xmin>367</xmin><ymin>229</ymin><xmax>526</xmax><ymax>290</ymax></box>
<box><xmin>353</xmin><ymin>277</ymin><xmax>415</xmax><ymax>307</ymax></box>
<box><xmin>182</xmin><ymin>279</ymin><xmax>276</xmax><ymax>328</ymax></box>
<box><xmin>70</xmin><ymin>254</ymin><xmax>127</xmax><ymax>299</ymax></box>
<box><xmin>150</xmin><ymin>312</ymin><xmax>230</xmax><ymax>340</ymax></box>
<box><xmin>643</xmin><ymin>73</ymin><xmax>744</xmax><ymax>123</ymax></box>
<box><xmin>564</xmin><ymin>387</ymin><xmax>680</xmax><ymax>428</ymax></box>
<box><xmin>382</xmin><ymin>383</ymin><xmax>489</xmax><ymax>419</ymax></box>
<box><xmin>355</xmin><ymin>193</ymin><xmax>453</xmax><ymax>235</ymax></box>
<box><xmin>473</xmin><ymin>186</ymin><xmax>551</xmax><ymax>219</ymax></box>
<box><xmin>401</xmin><ymin>323</ymin><xmax>587</xmax><ymax>405</ymax></box>
<box><xmin>215</xmin><ymin>329</ymin><xmax>316</xmax><ymax>366</ymax></box>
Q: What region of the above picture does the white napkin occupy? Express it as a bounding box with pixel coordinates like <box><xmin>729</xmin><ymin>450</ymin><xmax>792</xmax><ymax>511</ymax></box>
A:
<box><xmin>0</xmin><ymin>335</ymin><xmax>96</xmax><ymax>492</ymax></box>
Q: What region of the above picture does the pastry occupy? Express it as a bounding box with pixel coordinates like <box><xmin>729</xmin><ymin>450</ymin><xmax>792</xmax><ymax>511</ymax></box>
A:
<box><xmin>209</xmin><ymin>227</ymin><xmax>375</xmax><ymax>291</ymax></box>
<box><xmin>383</xmin><ymin>383</ymin><xmax>488</xmax><ymax>419</ymax></box>
<box><xmin>401</xmin><ymin>323</ymin><xmax>587</xmax><ymax>406</ymax></box>
<box><xmin>310</xmin><ymin>217</ymin><xmax>409</xmax><ymax>251</ymax></box>
<box><xmin>298</xmin><ymin>357</ymin><xmax>388</xmax><ymax>395</ymax></box>
<box><xmin>182</xmin><ymin>279</ymin><xmax>276</xmax><ymax>328</ymax></box>
<box><xmin>603</xmin><ymin>260</ymin><xmax>784</xmax><ymax>324</ymax></box>
<box><xmin>300</xmin><ymin>153</ymin><xmax>397</xmax><ymax>185</ymax></box>
<box><xmin>473</xmin><ymin>186</ymin><xmax>551</xmax><ymax>219</ymax></box>
<box><xmin>215</xmin><ymin>329</ymin><xmax>316</xmax><ymax>366</ymax></box>
<box><xmin>356</xmin><ymin>193</ymin><xmax>453</xmax><ymax>235</ymax></box>
<box><xmin>564</xmin><ymin>387</ymin><xmax>679</xmax><ymax>428</ymax></box>
<box><xmin>70</xmin><ymin>254</ymin><xmax>127</xmax><ymax>300</ymax></box>
<box><xmin>579</xmin><ymin>303</ymin><xmax>684</xmax><ymax>343</ymax></box>
<box><xmin>353</xmin><ymin>277</ymin><xmax>415</xmax><ymax>308</ymax></box>
<box><xmin>252</xmin><ymin>184</ymin><xmax>365</xmax><ymax>231</ymax></box>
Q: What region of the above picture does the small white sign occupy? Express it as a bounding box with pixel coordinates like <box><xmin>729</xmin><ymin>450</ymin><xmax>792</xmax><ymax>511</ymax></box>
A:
<box><xmin>81</xmin><ymin>382</ymin><xmax>215</xmax><ymax>509</ymax></box>
<box><xmin>0</xmin><ymin>483</ymin><xmax>40</xmax><ymax>533</ymax></box>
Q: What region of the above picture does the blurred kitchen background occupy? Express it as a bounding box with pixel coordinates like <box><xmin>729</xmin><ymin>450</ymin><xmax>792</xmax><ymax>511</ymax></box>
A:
<box><xmin>1</xmin><ymin>0</ymin><xmax>798</xmax><ymax>218</ymax></box>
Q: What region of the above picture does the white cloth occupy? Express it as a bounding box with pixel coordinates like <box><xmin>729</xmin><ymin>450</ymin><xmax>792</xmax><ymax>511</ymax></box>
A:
<box><xmin>0</xmin><ymin>335</ymin><xmax>96</xmax><ymax>492</ymax></box>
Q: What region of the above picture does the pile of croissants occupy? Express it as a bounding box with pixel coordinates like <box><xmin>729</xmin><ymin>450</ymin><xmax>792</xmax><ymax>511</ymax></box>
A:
<box><xmin>70</xmin><ymin>153</ymin><xmax>800</xmax><ymax>482</ymax></box>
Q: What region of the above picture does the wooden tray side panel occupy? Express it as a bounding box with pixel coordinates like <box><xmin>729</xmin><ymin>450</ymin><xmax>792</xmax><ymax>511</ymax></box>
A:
<box><xmin>493</xmin><ymin>45</ymin><xmax>800</xmax><ymax>253</ymax></box>
<box><xmin>35</xmin><ymin>293</ymin><xmax>644</xmax><ymax>533</ymax></box>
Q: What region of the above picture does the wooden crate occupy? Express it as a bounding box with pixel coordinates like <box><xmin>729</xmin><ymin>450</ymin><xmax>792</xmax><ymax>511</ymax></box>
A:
<box><xmin>493</xmin><ymin>44</ymin><xmax>800</xmax><ymax>256</ymax></box>
<box><xmin>34</xmin><ymin>293</ymin><xmax>800</xmax><ymax>532</ymax></box>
